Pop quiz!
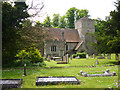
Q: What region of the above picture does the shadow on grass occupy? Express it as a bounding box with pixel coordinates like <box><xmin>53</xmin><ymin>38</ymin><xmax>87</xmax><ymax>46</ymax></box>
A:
<box><xmin>106</xmin><ymin>61</ymin><xmax>120</xmax><ymax>65</ymax></box>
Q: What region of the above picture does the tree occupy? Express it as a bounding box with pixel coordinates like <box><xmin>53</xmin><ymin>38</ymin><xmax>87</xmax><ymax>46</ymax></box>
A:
<box><xmin>93</xmin><ymin>0</ymin><xmax>120</xmax><ymax>60</ymax></box>
<box><xmin>59</xmin><ymin>15</ymin><xmax>67</xmax><ymax>28</ymax></box>
<box><xmin>2</xmin><ymin>2</ymin><xmax>29</xmax><ymax>65</ymax></box>
<box><xmin>43</xmin><ymin>16</ymin><xmax>51</xmax><ymax>27</ymax></box>
<box><xmin>52</xmin><ymin>14</ymin><xmax>60</xmax><ymax>27</ymax></box>
<box><xmin>66</xmin><ymin>7</ymin><xmax>90</xmax><ymax>29</ymax></box>
<box><xmin>35</xmin><ymin>21</ymin><xmax>44</xmax><ymax>27</ymax></box>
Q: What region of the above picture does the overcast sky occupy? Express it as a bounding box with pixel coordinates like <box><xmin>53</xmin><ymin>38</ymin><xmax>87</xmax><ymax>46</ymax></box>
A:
<box><xmin>26</xmin><ymin>0</ymin><xmax>116</xmax><ymax>23</ymax></box>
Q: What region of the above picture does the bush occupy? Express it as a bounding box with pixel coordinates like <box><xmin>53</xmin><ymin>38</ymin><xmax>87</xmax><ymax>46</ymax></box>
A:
<box><xmin>15</xmin><ymin>46</ymin><xmax>44</xmax><ymax>66</ymax></box>
<box><xmin>73</xmin><ymin>52</ymin><xmax>86</xmax><ymax>58</ymax></box>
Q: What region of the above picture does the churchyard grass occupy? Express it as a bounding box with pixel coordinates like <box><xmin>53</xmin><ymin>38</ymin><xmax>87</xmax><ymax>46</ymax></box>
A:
<box><xmin>1</xmin><ymin>54</ymin><xmax>119</xmax><ymax>88</ymax></box>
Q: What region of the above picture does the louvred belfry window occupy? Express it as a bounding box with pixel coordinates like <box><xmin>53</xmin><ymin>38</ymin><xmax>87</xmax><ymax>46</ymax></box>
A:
<box><xmin>51</xmin><ymin>46</ymin><xmax>56</xmax><ymax>52</ymax></box>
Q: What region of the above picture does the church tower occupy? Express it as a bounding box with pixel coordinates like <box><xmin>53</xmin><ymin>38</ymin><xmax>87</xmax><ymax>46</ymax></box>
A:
<box><xmin>75</xmin><ymin>17</ymin><xmax>96</xmax><ymax>55</ymax></box>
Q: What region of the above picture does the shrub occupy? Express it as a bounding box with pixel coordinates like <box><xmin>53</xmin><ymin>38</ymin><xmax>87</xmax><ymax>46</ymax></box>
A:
<box><xmin>72</xmin><ymin>52</ymin><xmax>86</xmax><ymax>58</ymax></box>
<box><xmin>15</xmin><ymin>47</ymin><xmax>44</xmax><ymax>66</ymax></box>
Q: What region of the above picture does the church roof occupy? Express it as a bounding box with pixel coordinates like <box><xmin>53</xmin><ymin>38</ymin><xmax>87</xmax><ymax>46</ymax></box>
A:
<box><xmin>41</xmin><ymin>27</ymin><xmax>81</xmax><ymax>42</ymax></box>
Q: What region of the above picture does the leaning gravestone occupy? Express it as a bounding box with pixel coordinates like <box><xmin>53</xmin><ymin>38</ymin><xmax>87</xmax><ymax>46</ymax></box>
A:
<box><xmin>0</xmin><ymin>79</ymin><xmax>23</xmax><ymax>89</ymax></box>
<box><xmin>36</xmin><ymin>76</ymin><xmax>80</xmax><ymax>86</ymax></box>
<box><xmin>70</xmin><ymin>55</ymin><xmax>72</xmax><ymax>60</ymax></box>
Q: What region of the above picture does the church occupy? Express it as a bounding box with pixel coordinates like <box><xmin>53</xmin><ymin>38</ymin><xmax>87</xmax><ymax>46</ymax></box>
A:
<box><xmin>43</xmin><ymin>17</ymin><xmax>96</xmax><ymax>58</ymax></box>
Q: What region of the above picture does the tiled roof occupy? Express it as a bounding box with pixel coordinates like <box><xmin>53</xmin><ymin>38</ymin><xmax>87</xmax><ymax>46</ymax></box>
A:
<box><xmin>74</xmin><ymin>41</ymin><xmax>83</xmax><ymax>50</ymax></box>
<box><xmin>41</xmin><ymin>27</ymin><xmax>81</xmax><ymax>42</ymax></box>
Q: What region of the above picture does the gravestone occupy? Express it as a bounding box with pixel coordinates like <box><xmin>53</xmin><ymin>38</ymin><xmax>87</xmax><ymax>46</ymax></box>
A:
<box><xmin>80</xmin><ymin>70</ymin><xmax>117</xmax><ymax>77</ymax></box>
<box><xmin>103</xmin><ymin>54</ymin><xmax>105</xmax><ymax>58</ymax></box>
<box><xmin>96</xmin><ymin>60</ymin><xmax>99</xmax><ymax>64</ymax></box>
<box><xmin>86</xmin><ymin>54</ymin><xmax>89</xmax><ymax>59</ymax></box>
<box><xmin>107</xmin><ymin>54</ymin><xmax>111</xmax><ymax>59</ymax></box>
<box><xmin>36</xmin><ymin>76</ymin><xmax>80</xmax><ymax>86</ymax></box>
<box><xmin>70</xmin><ymin>55</ymin><xmax>72</xmax><ymax>60</ymax></box>
<box><xmin>93</xmin><ymin>54</ymin><xmax>95</xmax><ymax>59</ymax></box>
<box><xmin>48</xmin><ymin>55</ymin><xmax>50</xmax><ymax>62</ymax></box>
<box><xmin>66</xmin><ymin>54</ymin><xmax>69</xmax><ymax>63</ymax></box>
<box><xmin>0</xmin><ymin>79</ymin><xmax>23</xmax><ymax>89</ymax></box>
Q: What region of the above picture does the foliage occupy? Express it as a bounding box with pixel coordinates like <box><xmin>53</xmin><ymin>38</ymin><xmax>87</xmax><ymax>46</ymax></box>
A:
<box><xmin>2</xmin><ymin>2</ymin><xmax>29</xmax><ymax>65</ymax></box>
<box><xmin>72</xmin><ymin>52</ymin><xmax>86</xmax><ymax>58</ymax></box>
<box><xmin>15</xmin><ymin>46</ymin><xmax>43</xmax><ymax>66</ymax></box>
<box><xmin>43</xmin><ymin>15</ymin><xmax>51</xmax><ymax>27</ymax></box>
<box><xmin>93</xmin><ymin>0</ymin><xmax>120</xmax><ymax>56</ymax></box>
<box><xmin>52</xmin><ymin>14</ymin><xmax>60</xmax><ymax>27</ymax></box>
<box><xmin>59</xmin><ymin>15</ymin><xmax>67</xmax><ymax>28</ymax></box>
<box><xmin>66</xmin><ymin>7</ymin><xmax>90</xmax><ymax>29</ymax></box>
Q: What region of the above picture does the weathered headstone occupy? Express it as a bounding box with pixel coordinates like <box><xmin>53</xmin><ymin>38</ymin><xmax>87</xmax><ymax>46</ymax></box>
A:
<box><xmin>86</xmin><ymin>54</ymin><xmax>89</xmax><ymax>59</ymax></box>
<box><xmin>103</xmin><ymin>54</ymin><xmax>105</xmax><ymax>58</ymax></box>
<box><xmin>63</xmin><ymin>56</ymin><xmax>66</xmax><ymax>62</ymax></box>
<box><xmin>48</xmin><ymin>55</ymin><xmax>50</xmax><ymax>62</ymax></box>
<box><xmin>36</xmin><ymin>76</ymin><xmax>80</xmax><ymax>86</ymax></box>
<box><xmin>70</xmin><ymin>55</ymin><xmax>72</xmax><ymax>60</ymax></box>
<box><xmin>66</xmin><ymin>54</ymin><xmax>69</xmax><ymax>63</ymax></box>
<box><xmin>93</xmin><ymin>54</ymin><xmax>95</xmax><ymax>59</ymax></box>
<box><xmin>61</xmin><ymin>56</ymin><xmax>63</xmax><ymax>61</ymax></box>
<box><xmin>0</xmin><ymin>79</ymin><xmax>23</xmax><ymax>89</ymax></box>
<box><xmin>23</xmin><ymin>64</ymin><xmax>26</xmax><ymax>76</ymax></box>
<box><xmin>45</xmin><ymin>55</ymin><xmax>47</xmax><ymax>60</ymax></box>
<box><xmin>96</xmin><ymin>60</ymin><xmax>99</xmax><ymax>64</ymax></box>
<box><xmin>107</xmin><ymin>54</ymin><xmax>111</xmax><ymax>59</ymax></box>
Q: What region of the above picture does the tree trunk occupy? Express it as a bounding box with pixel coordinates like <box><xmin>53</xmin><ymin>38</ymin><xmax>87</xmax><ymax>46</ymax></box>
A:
<box><xmin>115</xmin><ymin>53</ymin><xmax>119</xmax><ymax>60</ymax></box>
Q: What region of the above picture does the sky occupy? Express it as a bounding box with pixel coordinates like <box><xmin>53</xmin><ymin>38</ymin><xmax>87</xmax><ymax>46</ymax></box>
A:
<box><xmin>26</xmin><ymin>0</ymin><xmax>116</xmax><ymax>23</ymax></box>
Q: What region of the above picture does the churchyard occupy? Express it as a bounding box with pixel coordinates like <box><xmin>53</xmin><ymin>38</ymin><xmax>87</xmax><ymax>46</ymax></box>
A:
<box><xmin>1</xmin><ymin>54</ymin><xmax>119</xmax><ymax>88</ymax></box>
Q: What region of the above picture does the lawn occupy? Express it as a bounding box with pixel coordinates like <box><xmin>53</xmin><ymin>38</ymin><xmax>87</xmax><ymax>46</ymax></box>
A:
<box><xmin>1</xmin><ymin>54</ymin><xmax>120</xmax><ymax>88</ymax></box>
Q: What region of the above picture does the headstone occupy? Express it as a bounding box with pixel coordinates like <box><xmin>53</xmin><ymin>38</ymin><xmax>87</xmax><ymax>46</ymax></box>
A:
<box><xmin>70</xmin><ymin>55</ymin><xmax>72</xmax><ymax>60</ymax></box>
<box><xmin>63</xmin><ymin>56</ymin><xmax>66</xmax><ymax>62</ymax></box>
<box><xmin>36</xmin><ymin>76</ymin><xmax>80</xmax><ymax>86</ymax></box>
<box><xmin>86</xmin><ymin>54</ymin><xmax>89</xmax><ymax>59</ymax></box>
<box><xmin>61</xmin><ymin>56</ymin><xmax>63</xmax><ymax>61</ymax></box>
<box><xmin>48</xmin><ymin>55</ymin><xmax>50</xmax><ymax>62</ymax></box>
<box><xmin>96</xmin><ymin>60</ymin><xmax>99</xmax><ymax>64</ymax></box>
<box><xmin>66</xmin><ymin>54</ymin><xmax>69</xmax><ymax>63</ymax></box>
<box><xmin>103</xmin><ymin>54</ymin><xmax>105</xmax><ymax>58</ymax></box>
<box><xmin>0</xmin><ymin>79</ymin><xmax>23</xmax><ymax>89</ymax></box>
<box><xmin>23</xmin><ymin>64</ymin><xmax>26</xmax><ymax>76</ymax></box>
<box><xmin>93</xmin><ymin>54</ymin><xmax>95</xmax><ymax>59</ymax></box>
<box><xmin>107</xmin><ymin>54</ymin><xmax>111</xmax><ymax>59</ymax></box>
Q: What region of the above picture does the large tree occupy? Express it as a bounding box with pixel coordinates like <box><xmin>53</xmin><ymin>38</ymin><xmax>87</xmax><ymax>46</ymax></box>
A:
<box><xmin>2</xmin><ymin>2</ymin><xmax>29</xmax><ymax>65</ymax></box>
<box><xmin>59</xmin><ymin>15</ymin><xmax>67</xmax><ymax>28</ymax></box>
<box><xmin>43</xmin><ymin>16</ymin><xmax>51</xmax><ymax>27</ymax></box>
<box><xmin>66</xmin><ymin>7</ymin><xmax>90</xmax><ymax>29</ymax></box>
<box><xmin>93</xmin><ymin>0</ymin><xmax>120</xmax><ymax>60</ymax></box>
<box><xmin>52</xmin><ymin>14</ymin><xmax>60</xmax><ymax>27</ymax></box>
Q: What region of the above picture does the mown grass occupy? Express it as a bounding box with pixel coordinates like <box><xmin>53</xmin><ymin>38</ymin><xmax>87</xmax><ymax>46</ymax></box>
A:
<box><xmin>1</xmin><ymin>54</ymin><xmax>120</xmax><ymax>88</ymax></box>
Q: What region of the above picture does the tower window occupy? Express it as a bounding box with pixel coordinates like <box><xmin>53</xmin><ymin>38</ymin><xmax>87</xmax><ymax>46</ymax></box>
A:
<box><xmin>51</xmin><ymin>46</ymin><xmax>56</xmax><ymax>52</ymax></box>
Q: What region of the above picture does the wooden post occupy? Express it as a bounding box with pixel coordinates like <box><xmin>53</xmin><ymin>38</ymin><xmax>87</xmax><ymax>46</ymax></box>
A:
<box><xmin>23</xmin><ymin>64</ymin><xmax>26</xmax><ymax>76</ymax></box>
